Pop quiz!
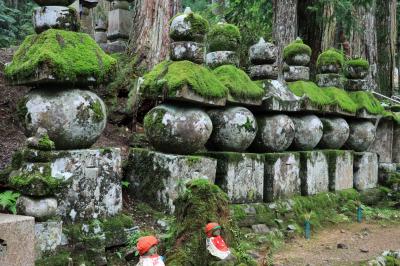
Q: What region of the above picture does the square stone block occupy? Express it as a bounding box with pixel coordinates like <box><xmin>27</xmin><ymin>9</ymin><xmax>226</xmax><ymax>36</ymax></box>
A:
<box><xmin>35</xmin><ymin>221</ymin><xmax>62</xmax><ymax>258</ymax></box>
<box><xmin>202</xmin><ymin>152</ymin><xmax>264</xmax><ymax>204</ymax></box>
<box><xmin>369</xmin><ymin>119</ymin><xmax>393</xmax><ymax>163</ymax></box>
<box><xmin>284</xmin><ymin>66</ymin><xmax>310</xmax><ymax>82</ymax></box>
<box><xmin>51</xmin><ymin>148</ymin><xmax>122</xmax><ymax>222</ymax></box>
<box><xmin>394</xmin><ymin>124</ymin><xmax>400</xmax><ymax>163</ymax></box>
<box><xmin>325</xmin><ymin>150</ymin><xmax>354</xmax><ymax>191</ymax></box>
<box><xmin>354</xmin><ymin>152</ymin><xmax>378</xmax><ymax>190</ymax></box>
<box><xmin>107</xmin><ymin>9</ymin><xmax>132</xmax><ymax>41</ymax></box>
<box><xmin>0</xmin><ymin>214</ymin><xmax>35</xmax><ymax>266</ymax></box>
<box><xmin>264</xmin><ymin>152</ymin><xmax>301</xmax><ymax>202</ymax></box>
<box><xmin>299</xmin><ymin>151</ymin><xmax>329</xmax><ymax>196</ymax></box>
<box><xmin>126</xmin><ymin>148</ymin><xmax>217</xmax><ymax>213</ymax></box>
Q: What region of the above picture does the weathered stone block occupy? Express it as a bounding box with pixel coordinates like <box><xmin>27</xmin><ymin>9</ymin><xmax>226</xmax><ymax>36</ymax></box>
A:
<box><xmin>285</xmin><ymin>53</ymin><xmax>310</xmax><ymax>66</ymax></box>
<box><xmin>126</xmin><ymin>148</ymin><xmax>217</xmax><ymax>213</ymax></box>
<box><xmin>206</xmin><ymin>51</ymin><xmax>238</xmax><ymax>69</ymax></box>
<box><xmin>345</xmin><ymin>79</ymin><xmax>370</xmax><ymax>91</ymax></box>
<box><xmin>104</xmin><ymin>39</ymin><xmax>127</xmax><ymax>53</ymax></box>
<box><xmin>316</xmin><ymin>73</ymin><xmax>344</xmax><ymax>88</ymax></box>
<box><xmin>354</xmin><ymin>152</ymin><xmax>378</xmax><ymax>190</ymax></box>
<box><xmin>17</xmin><ymin>196</ymin><xmax>57</xmax><ymax>221</ymax></box>
<box><xmin>368</xmin><ymin>119</ymin><xmax>393</xmax><ymax>163</ymax></box>
<box><xmin>94</xmin><ymin>31</ymin><xmax>107</xmax><ymax>44</ymax></box>
<box><xmin>284</xmin><ymin>66</ymin><xmax>310</xmax><ymax>81</ymax></box>
<box><xmin>51</xmin><ymin>148</ymin><xmax>122</xmax><ymax>222</ymax></box>
<box><xmin>393</xmin><ymin>124</ymin><xmax>400</xmax><ymax>163</ymax></box>
<box><xmin>33</xmin><ymin>6</ymin><xmax>79</xmax><ymax>34</ymax></box>
<box><xmin>35</xmin><ymin>221</ymin><xmax>63</xmax><ymax>258</ymax></box>
<box><xmin>264</xmin><ymin>152</ymin><xmax>301</xmax><ymax>202</ymax></box>
<box><xmin>318</xmin><ymin>117</ymin><xmax>350</xmax><ymax>149</ymax></box>
<box><xmin>0</xmin><ymin>214</ymin><xmax>35</xmax><ymax>266</ymax></box>
<box><xmin>249</xmin><ymin>38</ymin><xmax>276</xmax><ymax>64</ymax></box>
<box><xmin>170</xmin><ymin>41</ymin><xmax>204</xmax><ymax>63</ymax></box>
<box><xmin>299</xmin><ymin>151</ymin><xmax>329</xmax><ymax>196</ymax></box>
<box><xmin>325</xmin><ymin>150</ymin><xmax>353</xmax><ymax>191</ymax></box>
<box><xmin>107</xmin><ymin>9</ymin><xmax>132</xmax><ymax>41</ymax></box>
<box><xmin>202</xmin><ymin>152</ymin><xmax>264</xmax><ymax>204</ymax></box>
<box><xmin>345</xmin><ymin>120</ymin><xmax>376</xmax><ymax>152</ymax></box>
<box><xmin>249</xmin><ymin>64</ymin><xmax>278</xmax><ymax>80</ymax></box>
<box><xmin>291</xmin><ymin>115</ymin><xmax>323</xmax><ymax>150</ymax></box>
<box><xmin>378</xmin><ymin>163</ymin><xmax>397</xmax><ymax>185</ymax></box>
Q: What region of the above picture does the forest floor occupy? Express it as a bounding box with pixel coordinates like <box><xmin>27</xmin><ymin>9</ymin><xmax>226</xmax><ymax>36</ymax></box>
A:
<box><xmin>273</xmin><ymin>221</ymin><xmax>400</xmax><ymax>266</ymax></box>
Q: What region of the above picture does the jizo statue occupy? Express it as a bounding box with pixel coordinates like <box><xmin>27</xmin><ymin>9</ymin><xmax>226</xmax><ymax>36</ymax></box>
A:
<box><xmin>205</xmin><ymin>223</ymin><xmax>232</xmax><ymax>260</ymax></box>
<box><xmin>136</xmin><ymin>236</ymin><xmax>165</xmax><ymax>266</ymax></box>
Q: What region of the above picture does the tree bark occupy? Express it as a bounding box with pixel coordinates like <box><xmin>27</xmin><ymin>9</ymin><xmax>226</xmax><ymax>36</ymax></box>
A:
<box><xmin>349</xmin><ymin>1</ymin><xmax>379</xmax><ymax>91</ymax></box>
<box><xmin>273</xmin><ymin>0</ymin><xmax>298</xmax><ymax>80</ymax></box>
<box><xmin>376</xmin><ymin>0</ymin><xmax>397</xmax><ymax>96</ymax></box>
<box><xmin>128</xmin><ymin>0</ymin><xmax>181</xmax><ymax>73</ymax></box>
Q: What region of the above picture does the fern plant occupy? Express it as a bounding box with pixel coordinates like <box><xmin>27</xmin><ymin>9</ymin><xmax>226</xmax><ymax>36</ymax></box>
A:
<box><xmin>0</xmin><ymin>190</ymin><xmax>20</xmax><ymax>214</ymax></box>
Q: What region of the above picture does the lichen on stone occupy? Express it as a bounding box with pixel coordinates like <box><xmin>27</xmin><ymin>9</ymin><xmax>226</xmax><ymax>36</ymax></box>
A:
<box><xmin>141</xmin><ymin>60</ymin><xmax>228</xmax><ymax>100</ymax></box>
<box><xmin>213</xmin><ymin>65</ymin><xmax>264</xmax><ymax>100</ymax></box>
<box><xmin>5</xmin><ymin>29</ymin><xmax>117</xmax><ymax>84</ymax></box>
<box><xmin>207</xmin><ymin>23</ymin><xmax>241</xmax><ymax>52</ymax></box>
<box><xmin>283</xmin><ymin>39</ymin><xmax>312</xmax><ymax>61</ymax></box>
<box><xmin>317</xmin><ymin>48</ymin><xmax>345</xmax><ymax>68</ymax></box>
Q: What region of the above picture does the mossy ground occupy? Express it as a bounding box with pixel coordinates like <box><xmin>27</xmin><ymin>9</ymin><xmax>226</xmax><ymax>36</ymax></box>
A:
<box><xmin>213</xmin><ymin>65</ymin><xmax>264</xmax><ymax>100</ymax></box>
<box><xmin>207</xmin><ymin>23</ymin><xmax>241</xmax><ymax>52</ymax></box>
<box><xmin>317</xmin><ymin>48</ymin><xmax>345</xmax><ymax>68</ymax></box>
<box><xmin>5</xmin><ymin>29</ymin><xmax>116</xmax><ymax>83</ymax></box>
<box><xmin>283</xmin><ymin>39</ymin><xmax>312</xmax><ymax>61</ymax></box>
<box><xmin>141</xmin><ymin>60</ymin><xmax>228</xmax><ymax>100</ymax></box>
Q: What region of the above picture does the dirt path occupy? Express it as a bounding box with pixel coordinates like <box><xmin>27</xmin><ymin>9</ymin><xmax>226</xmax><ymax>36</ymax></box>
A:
<box><xmin>273</xmin><ymin>222</ymin><xmax>400</xmax><ymax>266</ymax></box>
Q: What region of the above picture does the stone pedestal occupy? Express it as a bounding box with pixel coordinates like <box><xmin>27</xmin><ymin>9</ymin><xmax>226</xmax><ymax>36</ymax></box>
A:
<box><xmin>393</xmin><ymin>124</ymin><xmax>400</xmax><ymax>163</ymax></box>
<box><xmin>0</xmin><ymin>214</ymin><xmax>35</xmax><ymax>266</ymax></box>
<box><xmin>354</xmin><ymin>152</ymin><xmax>378</xmax><ymax>190</ymax></box>
<box><xmin>299</xmin><ymin>151</ymin><xmax>329</xmax><ymax>195</ymax></box>
<box><xmin>170</xmin><ymin>41</ymin><xmax>204</xmax><ymax>63</ymax></box>
<box><xmin>316</xmin><ymin>73</ymin><xmax>344</xmax><ymax>88</ymax></box>
<box><xmin>368</xmin><ymin>119</ymin><xmax>393</xmax><ymax>163</ymax></box>
<box><xmin>284</xmin><ymin>66</ymin><xmax>310</xmax><ymax>81</ymax></box>
<box><xmin>325</xmin><ymin>150</ymin><xmax>354</xmax><ymax>191</ymax></box>
<box><xmin>264</xmin><ymin>152</ymin><xmax>301</xmax><ymax>202</ymax></box>
<box><xmin>107</xmin><ymin>8</ymin><xmax>131</xmax><ymax>41</ymax></box>
<box><xmin>202</xmin><ymin>152</ymin><xmax>264</xmax><ymax>204</ymax></box>
<box><xmin>206</xmin><ymin>51</ymin><xmax>238</xmax><ymax>68</ymax></box>
<box><xmin>35</xmin><ymin>221</ymin><xmax>63</xmax><ymax>258</ymax></box>
<box><xmin>125</xmin><ymin>148</ymin><xmax>217</xmax><ymax>213</ymax></box>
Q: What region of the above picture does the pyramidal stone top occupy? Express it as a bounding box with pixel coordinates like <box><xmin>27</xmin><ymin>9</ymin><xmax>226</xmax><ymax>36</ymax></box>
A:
<box><xmin>169</xmin><ymin>6</ymin><xmax>209</xmax><ymax>42</ymax></box>
<box><xmin>249</xmin><ymin>37</ymin><xmax>277</xmax><ymax>65</ymax></box>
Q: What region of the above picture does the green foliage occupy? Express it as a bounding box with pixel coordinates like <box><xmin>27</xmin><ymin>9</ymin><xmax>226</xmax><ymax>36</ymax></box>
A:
<box><xmin>207</xmin><ymin>22</ymin><xmax>241</xmax><ymax>52</ymax></box>
<box><xmin>283</xmin><ymin>39</ymin><xmax>312</xmax><ymax>61</ymax></box>
<box><xmin>37</xmin><ymin>134</ymin><xmax>55</xmax><ymax>151</ymax></box>
<box><xmin>317</xmin><ymin>48</ymin><xmax>345</xmax><ymax>68</ymax></box>
<box><xmin>0</xmin><ymin>190</ymin><xmax>20</xmax><ymax>214</ymax></box>
<box><xmin>213</xmin><ymin>65</ymin><xmax>264</xmax><ymax>100</ymax></box>
<box><xmin>141</xmin><ymin>60</ymin><xmax>228</xmax><ymax>99</ymax></box>
<box><xmin>89</xmin><ymin>100</ymin><xmax>104</xmax><ymax>122</ymax></box>
<box><xmin>0</xmin><ymin>0</ymin><xmax>36</xmax><ymax>48</ymax></box>
<box><xmin>348</xmin><ymin>91</ymin><xmax>385</xmax><ymax>114</ymax></box>
<box><xmin>5</xmin><ymin>29</ymin><xmax>116</xmax><ymax>84</ymax></box>
<box><xmin>287</xmin><ymin>81</ymin><xmax>334</xmax><ymax>106</ymax></box>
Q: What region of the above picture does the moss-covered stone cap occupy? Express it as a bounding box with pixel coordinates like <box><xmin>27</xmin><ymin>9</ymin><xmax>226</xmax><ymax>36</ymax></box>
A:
<box><xmin>317</xmin><ymin>48</ymin><xmax>345</xmax><ymax>68</ymax></box>
<box><xmin>207</xmin><ymin>22</ymin><xmax>241</xmax><ymax>52</ymax></box>
<box><xmin>213</xmin><ymin>65</ymin><xmax>265</xmax><ymax>101</ymax></box>
<box><xmin>170</xmin><ymin>7</ymin><xmax>209</xmax><ymax>42</ymax></box>
<box><xmin>5</xmin><ymin>29</ymin><xmax>117</xmax><ymax>86</ymax></box>
<box><xmin>283</xmin><ymin>39</ymin><xmax>312</xmax><ymax>61</ymax></box>
<box><xmin>141</xmin><ymin>60</ymin><xmax>228</xmax><ymax>102</ymax></box>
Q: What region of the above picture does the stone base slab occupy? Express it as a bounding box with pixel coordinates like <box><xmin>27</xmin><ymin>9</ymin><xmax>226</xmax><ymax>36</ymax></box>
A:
<box><xmin>316</xmin><ymin>73</ymin><xmax>344</xmax><ymax>88</ymax></box>
<box><xmin>354</xmin><ymin>152</ymin><xmax>378</xmax><ymax>190</ymax></box>
<box><xmin>126</xmin><ymin>148</ymin><xmax>217</xmax><ymax>213</ymax></box>
<box><xmin>325</xmin><ymin>150</ymin><xmax>354</xmax><ymax>191</ymax></box>
<box><xmin>264</xmin><ymin>152</ymin><xmax>301</xmax><ymax>201</ymax></box>
<box><xmin>0</xmin><ymin>214</ymin><xmax>35</xmax><ymax>266</ymax></box>
<box><xmin>299</xmin><ymin>151</ymin><xmax>329</xmax><ymax>195</ymax></box>
<box><xmin>201</xmin><ymin>152</ymin><xmax>264</xmax><ymax>204</ymax></box>
<box><xmin>284</xmin><ymin>66</ymin><xmax>310</xmax><ymax>82</ymax></box>
<box><xmin>249</xmin><ymin>64</ymin><xmax>278</xmax><ymax>80</ymax></box>
<box><xmin>206</xmin><ymin>51</ymin><xmax>239</xmax><ymax>69</ymax></box>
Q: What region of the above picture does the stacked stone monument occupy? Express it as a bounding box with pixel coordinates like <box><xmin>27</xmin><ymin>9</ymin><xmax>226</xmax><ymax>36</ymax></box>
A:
<box><xmin>316</xmin><ymin>48</ymin><xmax>345</xmax><ymax>89</ymax></box>
<box><xmin>5</xmin><ymin>0</ymin><xmax>123</xmax><ymax>260</ymax></box>
<box><xmin>344</xmin><ymin>57</ymin><xmax>371</xmax><ymax>92</ymax></box>
<box><xmin>283</xmin><ymin>38</ymin><xmax>311</xmax><ymax>82</ymax></box>
<box><xmin>105</xmin><ymin>0</ymin><xmax>133</xmax><ymax>53</ymax></box>
<box><xmin>94</xmin><ymin>19</ymin><xmax>108</xmax><ymax>49</ymax></box>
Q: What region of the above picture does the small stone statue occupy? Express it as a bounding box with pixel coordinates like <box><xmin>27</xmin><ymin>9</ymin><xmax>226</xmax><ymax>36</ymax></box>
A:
<box><xmin>205</xmin><ymin>223</ymin><xmax>233</xmax><ymax>261</ymax></box>
<box><xmin>136</xmin><ymin>236</ymin><xmax>165</xmax><ymax>266</ymax></box>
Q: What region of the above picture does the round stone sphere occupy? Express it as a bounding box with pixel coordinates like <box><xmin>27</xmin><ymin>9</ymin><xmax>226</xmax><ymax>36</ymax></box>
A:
<box><xmin>318</xmin><ymin>117</ymin><xmax>350</xmax><ymax>149</ymax></box>
<box><xmin>291</xmin><ymin>115</ymin><xmax>323</xmax><ymax>150</ymax></box>
<box><xmin>23</xmin><ymin>88</ymin><xmax>107</xmax><ymax>150</ymax></box>
<box><xmin>144</xmin><ymin>104</ymin><xmax>212</xmax><ymax>154</ymax></box>
<box><xmin>207</xmin><ymin>107</ymin><xmax>257</xmax><ymax>152</ymax></box>
<box><xmin>345</xmin><ymin>120</ymin><xmax>376</xmax><ymax>151</ymax></box>
<box><xmin>251</xmin><ymin>114</ymin><xmax>294</xmax><ymax>152</ymax></box>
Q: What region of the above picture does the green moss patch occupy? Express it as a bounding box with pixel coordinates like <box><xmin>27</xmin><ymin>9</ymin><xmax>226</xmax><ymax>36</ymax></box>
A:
<box><xmin>287</xmin><ymin>81</ymin><xmax>334</xmax><ymax>106</ymax></box>
<box><xmin>207</xmin><ymin>23</ymin><xmax>241</xmax><ymax>52</ymax></box>
<box><xmin>141</xmin><ymin>60</ymin><xmax>228</xmax><ymax>100</ymax></box>
<box><xmin>317</xmin><ymin>48</ymin><xmax>345</xmax><ymax>68</ymax></box>
<box><xmin>213</xmin><ymin>65</ymin><xmax>264</xmax><ymax>100</ymax></box>
<box><xmin>5</xmin><ymin>29</ymin><xmax>116</xmax><ymax>84</ymax></box>
<box><xmin>33</xmin><ymin>134</ymin><xmax>56</xmax><ymax>151</ymax></box>
<box><xmin>323</xmin><ymin>87</ymin><xmax>358</xmax><ymax>113</ymax></box>
<box><xmin>170</xmin><ymin>12</ymin><xmax>209</xmax><ymax>41</ymax></box>
<box><xmin>345</xmin><ymin>58</ymin><xmax>369</xmax><ymax>70</ymax></box>
<box><xmin>349</xmin><ymin>91</ymin><xmax>385</xmax><ymax>114</ymax></box>
<box><xmin>283</xmin><ymin>39</ymin><xmax>312</xmax><ymax>60</ymax></box>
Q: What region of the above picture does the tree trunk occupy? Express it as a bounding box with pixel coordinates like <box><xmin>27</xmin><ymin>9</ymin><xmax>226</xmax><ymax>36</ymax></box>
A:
<box><xmin>349</xmin><ymin>1</ymin><xmax>379</xmax><ymax>91</ymax></box>
<box><xmin>273</xmin><ymin>0</ymin><xmax>298</xmax><ymax>80</ymax></box>
<box><xmin>128</xmin><ymin>0</ymin><xmax>181</xmax><ymax>73</ymax></box>
<box><xmin>376</xmin><ymin>0</ymin><xmax>397</xmax><ymax>96</ymax></box>
<box><xmin>321</xmin><ymin>3</ymin><xmax>336</xmax><ymax>51</ymax></box>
